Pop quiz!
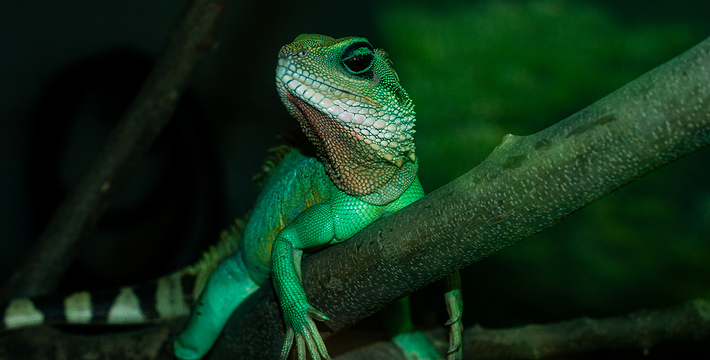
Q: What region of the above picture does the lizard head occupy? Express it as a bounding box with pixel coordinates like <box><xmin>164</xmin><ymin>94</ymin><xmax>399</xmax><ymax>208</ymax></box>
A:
<box><xmin>276</xmin><ymin>34</ymin><xmax>417</xmax><ymax>205</ymax></box>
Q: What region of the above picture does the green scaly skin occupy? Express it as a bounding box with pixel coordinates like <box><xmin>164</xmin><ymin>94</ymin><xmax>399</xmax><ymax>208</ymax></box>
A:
<box><xmin>173</xmin><ymin>34</ymin><xmax>463</xmax><ymax>360</ymax></box>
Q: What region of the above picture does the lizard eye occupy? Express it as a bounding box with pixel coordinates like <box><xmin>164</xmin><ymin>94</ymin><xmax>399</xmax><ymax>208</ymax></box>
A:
<box><xmin>342</xmin><ymin>53</ymin><xmax>373</xmax><ymax>74</ymax></box>
<box><xmin>341</xmin><ymin>41</ymin><xmax>375</xmax><ymax>75</ymax></box>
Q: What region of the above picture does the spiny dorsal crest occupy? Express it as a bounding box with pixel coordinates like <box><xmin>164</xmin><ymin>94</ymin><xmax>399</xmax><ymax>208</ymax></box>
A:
<box><xmin>252</xmin><ymin>145</ymin><xmax>295</xmax><ymax>189</ymax></box>
<box><xmin>182</xmin><ymin>218</ymin><xmax>244</xmax><ymax>299</ymax></box>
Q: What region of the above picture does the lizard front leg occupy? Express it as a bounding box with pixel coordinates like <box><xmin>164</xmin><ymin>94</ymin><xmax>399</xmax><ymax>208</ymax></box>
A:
<box><xmin>271</xmin><ymin>202</ymin><xmax>337</xmax><ymax>360</ymax></box>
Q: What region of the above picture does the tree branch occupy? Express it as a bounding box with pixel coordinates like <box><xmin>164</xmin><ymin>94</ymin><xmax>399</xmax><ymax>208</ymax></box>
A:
<box><xmin>210</xmin><ymin>36</ymin><xmax>710</xmax><ymax>358</ymax></box>
<box><xmin>461</xmin><ymin>299</ymin><xmax>710</xmax><ymax>359</ymax></box>
<box><xmin>0</xmin><ymin>0</ymin><xmax>231</xmax><ymax>301</ymax></box>
<box><xmin>333</xmin><ymin>298</ymin><xmax>710</xmax><ymax>359</ymax></box>
<box><xmin>301</xmin><ymin>34</ymin><xmax>710</xmax><ymax>333</ymax></box>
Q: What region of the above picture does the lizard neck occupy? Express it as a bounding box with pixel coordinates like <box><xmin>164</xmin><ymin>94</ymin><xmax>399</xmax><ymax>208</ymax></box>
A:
<box><xmin>285</xmin><ymin>90</ymin><xmax>417</xmax><ymax>206</ymax></box>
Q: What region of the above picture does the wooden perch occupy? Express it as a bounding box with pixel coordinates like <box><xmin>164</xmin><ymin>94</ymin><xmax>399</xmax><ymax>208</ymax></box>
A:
<box><xmin>210</xmin><ymin>35</ymin><xmax>710</xmax><ymax>358</ymax></box>
<box><xmin>333</xmin><ymin>298</ymin><xmax>710</xmax><ymax>359</ymax></box>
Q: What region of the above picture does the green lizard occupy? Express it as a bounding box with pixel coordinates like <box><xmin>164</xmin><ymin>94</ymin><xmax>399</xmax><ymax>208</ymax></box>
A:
<box><xmin>175</xmin><ymin>33</ymin><xmax>463</xmax><ymax>360</ymax></box>
<box><xmin>175</xmin><ymin>35</ymin><xmax>461</xmax><ymax>359</ymax></box>
<box><xmin>0</xmin><ymin>34</ymin><xmax>463</xmax><ymax>359</ymax></box>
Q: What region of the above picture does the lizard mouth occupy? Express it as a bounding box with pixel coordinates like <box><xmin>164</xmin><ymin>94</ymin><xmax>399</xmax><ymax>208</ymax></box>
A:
<box><xmin>276</xmin><ymin>80</ymin><xmax>320</xmax><ymax>122</ymax></box>
<box><xmin>274</xmin><ymin>59</ymin><xmax>418</xmax><ymax>204</ymax></box>
<box><xmin>276</xmin><ymin>81</ymin><xmax>349</xmax><ymax>140</ymax></box>
<box><xmin>275</xmin><ymin>66</ymin><xmax>414</xmax><ymax>159</ymax></box>
<box><xmin>277</xmin><ymin>81</ymin><xmax>350</xmax><ymax>156</ymax></box>
<box><xmin>275</xmin><ymin>62</ymin><xmax>380</xmax><ymax>126</ymax></box>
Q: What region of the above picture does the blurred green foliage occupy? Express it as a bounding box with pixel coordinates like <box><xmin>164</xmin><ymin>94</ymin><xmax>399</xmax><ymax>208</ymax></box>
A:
<box><xmin>376</xmin><ymin>0</ymin><xmax>710</xmax><ymax>328</ymax></box>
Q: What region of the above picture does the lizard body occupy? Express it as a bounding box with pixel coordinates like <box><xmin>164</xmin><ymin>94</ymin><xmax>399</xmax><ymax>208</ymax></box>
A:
<box><xmin>1</xmin><ymin>34</ymin><xmax>462</xmax><ymax>360</ymax></box>
<box><xmin>176</xmin><ymin>34</ymin><xmax>448</xmax><ymax>360</ymax></box>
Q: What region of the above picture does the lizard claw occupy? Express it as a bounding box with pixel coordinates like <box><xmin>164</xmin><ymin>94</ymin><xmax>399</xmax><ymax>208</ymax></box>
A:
<box><xmin>445</xmin><ymin>316</ymin><xmax>463</xmax><ymax>360</ymax></box>
<box><xmin>280</xmin><ymin>306</ymin><xmax>331</xmax><ymax>360</ymax></box>
<box><xmin>445</xmin><ymin>310</ymin><xmax>462</xmax><ymax>359</ymax></box>
<box><xmin>444</xmin><ymin>272</ymin><xmax>463</xmax><ymax>360</ymax></box>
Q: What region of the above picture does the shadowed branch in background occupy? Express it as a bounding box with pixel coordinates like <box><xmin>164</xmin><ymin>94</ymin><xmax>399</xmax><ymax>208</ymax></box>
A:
<box><xmin>0</xmin><ymin>0</ymin><xmax>232</xmax><ymax>302</ymax></box>
<box><xmin>331</xmin><ymin>298</ymin><xmax>710</xmax><ymax>359</ymax></box>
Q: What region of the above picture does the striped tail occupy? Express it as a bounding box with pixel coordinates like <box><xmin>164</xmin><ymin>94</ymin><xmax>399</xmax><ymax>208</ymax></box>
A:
<box><xmin>2</xmin><ymin>272</ymin><xmax>197</xmax><ymax>330</ymax></box>
<box><xmin>1</xmin><ymin>219</ymin><xmax>244</xmax><ymax>331</ymax></box>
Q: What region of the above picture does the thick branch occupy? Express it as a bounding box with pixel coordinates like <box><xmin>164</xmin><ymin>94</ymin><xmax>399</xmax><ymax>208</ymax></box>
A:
<box><xmin>0</xmin><ymin>0</ymin><xmax>231</xmax><ymax>301</ymax></box>
<box><xmin>334</xmin><ymin>298</ymin><xmax>710</xmax><ymax>359</ymax></box>
<box><xmin>211</xmin><ymin>36</ymin><xmax>710</xmax><ymax>358</ymax></box>
<box><xmin>462</xmin><ymin>298</ymin><xmax>710</xmax><ymax>359</ymax></box>
<box><xmin>302</xmin><ymin>34</ymin><xmax>710</xmax><ymax>332</ymax></box>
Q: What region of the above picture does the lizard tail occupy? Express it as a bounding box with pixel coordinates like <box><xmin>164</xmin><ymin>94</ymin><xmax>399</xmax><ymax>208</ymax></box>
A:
<box><xmin>0</xmin><ymin>218</ymin><xmax>245</xmax><ymax>331</ymax></box>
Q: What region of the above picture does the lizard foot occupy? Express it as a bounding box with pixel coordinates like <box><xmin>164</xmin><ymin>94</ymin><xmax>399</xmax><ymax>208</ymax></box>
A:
<box><xmin>280</xmin><ymin>305</ymin><xmax>331</xmax><ymax>360</ymax></box>
<box><xmin>392</xmin><ymin>331</ymin><xmax>444</xmax><ymax>360</ymax></box>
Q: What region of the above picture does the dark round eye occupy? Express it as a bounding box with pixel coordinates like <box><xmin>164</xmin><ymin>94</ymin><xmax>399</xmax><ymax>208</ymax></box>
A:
<box><xmin>342</xmin><ymin>54</ymin><xmax>373</xmax><ymax>74</ymax></box>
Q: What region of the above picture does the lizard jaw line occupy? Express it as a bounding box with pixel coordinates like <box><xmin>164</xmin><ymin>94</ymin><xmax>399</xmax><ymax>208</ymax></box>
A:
<box><xmin>275</xmin><ymin>57</ymin><xmax>417</xmax><ymax>166</ymax></box>
<box><xmin>275</xmin><ymin>64</ymin><xmax>377</xmax><ymax>110</ymax></box>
